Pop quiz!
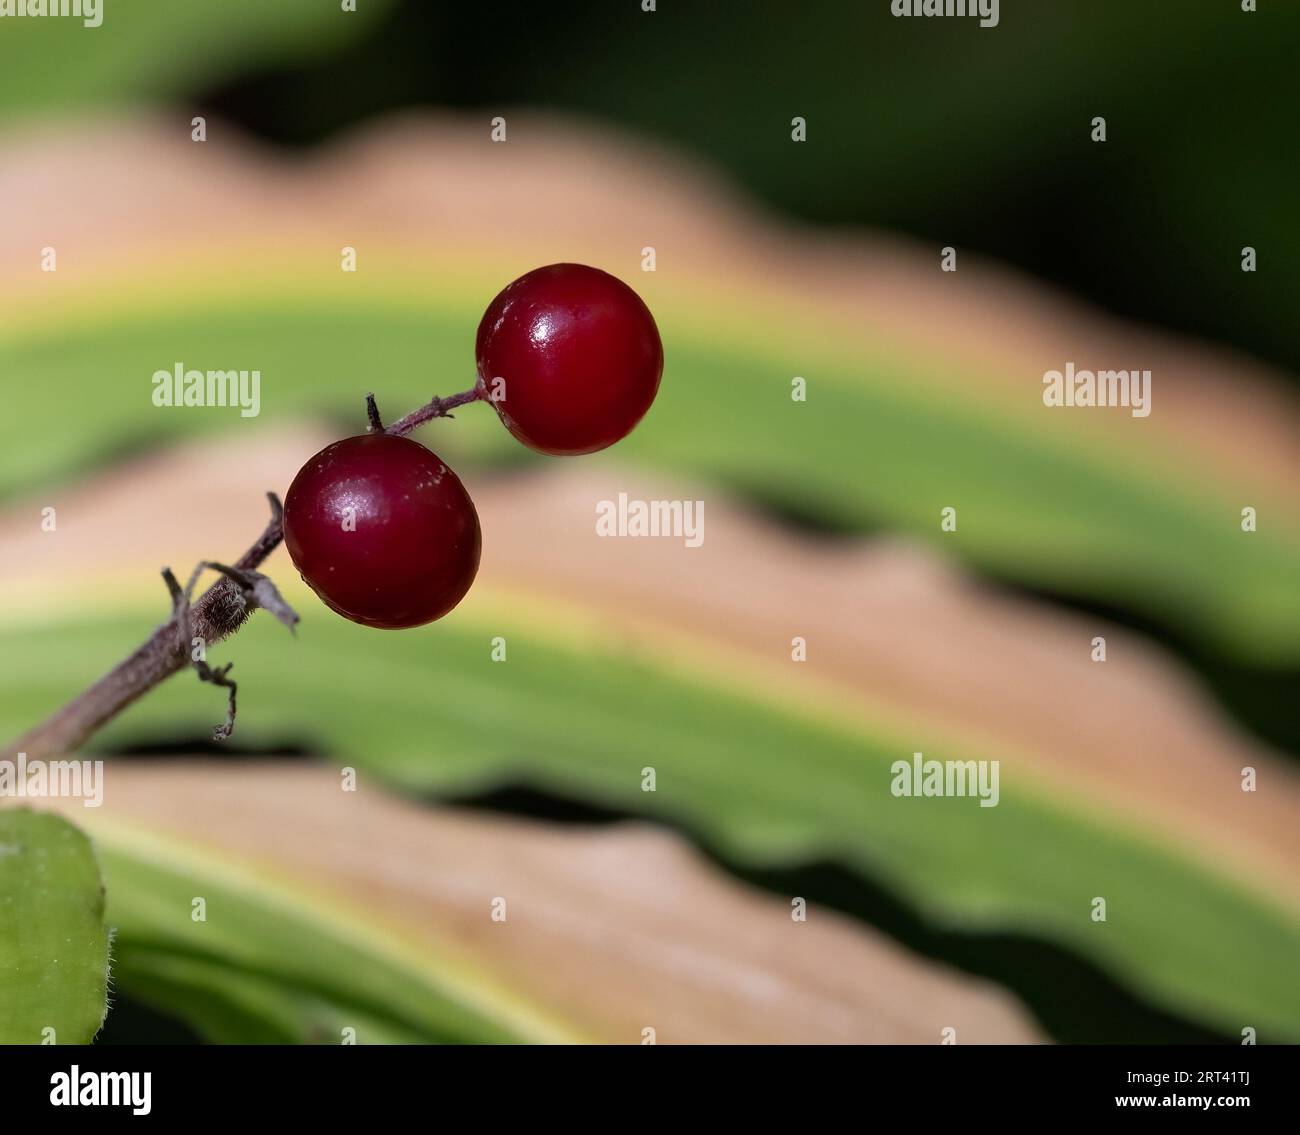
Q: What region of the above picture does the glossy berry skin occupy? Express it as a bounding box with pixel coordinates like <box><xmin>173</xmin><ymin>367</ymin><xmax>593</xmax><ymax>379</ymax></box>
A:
<box><xmin>282</xmin><ymin>433</ymin><xmax>480</xmax><ymax>629</ymax></box>
<box><xmin>475</xmin><ymin>263</ymin><xmax>663</xmax><ymax>455</ymax></box>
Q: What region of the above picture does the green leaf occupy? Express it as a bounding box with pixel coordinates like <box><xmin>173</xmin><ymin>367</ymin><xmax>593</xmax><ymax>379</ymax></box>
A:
<box><xmin>0</xmin><ymin>0</ymin><xmax>396</xmax><ymax>123</ymax></box>
<box><xmin>2</xmin><ymin>607</ymin><xmax>1296</xmax><ymax>1040</ymax></box>
<box><xmin>2</xmin><ymin>293</ymin><xmax>1297</xmax><ymax>664</ymax></box>
<box><xmin>28</xmin><ymin>766</ymin><xmax>1045</xmax><ymax>1045</ymax></box>
<box><xmin>0</xmin><ymin>809</ymin><xmax>110</xmax><ymax>1044</ymax></box>
<box><xmin>93</xmin><ymin>839</ymin><xmax>555</xmax><ymax>1045</ymax></box>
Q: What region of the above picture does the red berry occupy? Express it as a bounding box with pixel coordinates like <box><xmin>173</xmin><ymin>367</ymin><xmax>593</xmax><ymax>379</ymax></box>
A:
<box><xmin>475</xmin><ymin>263</ymin><xmax>663</xmax><ymax>455</ymax></box>
<box><xmin>282</xmin><ymin>433</ymin><xmax>480</xmax><ymax>629</ymax></box>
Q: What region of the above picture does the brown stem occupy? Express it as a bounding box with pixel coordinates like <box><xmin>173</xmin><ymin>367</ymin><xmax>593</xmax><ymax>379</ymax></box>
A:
<box><xmin>2</xmin><ymin>495</ymin><xmax>284</xmax><ymax>761</ymax></box>
<box><xmin>385</xmin><ymin>386</ymin><xmax>481</xmax><ymax>436</ymax></box>
<box><xmin>2</xmin><ymin>387</ymin><xmax>481</xmax><ymax>760</ymax></box>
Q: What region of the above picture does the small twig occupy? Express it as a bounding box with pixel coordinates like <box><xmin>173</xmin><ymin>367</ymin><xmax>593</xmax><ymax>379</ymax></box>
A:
<box><xmin>365</xmin><ymin>393</ymin><xmax>383</xmax><ymax>432</ymax></box>
<box><xmin>206</xmin><ymin>562</ymin><xmax>300</xmax><ymax>635</ymax></box>
<box><xmin>2</xmin><ymin>387</ymin><xmax>485</xmax><ymax>760</ymax></box>
<box><xmin>385</xmin><ymin>386</ymin><xmax>481</xmax><ymax>436</ymax></box>
<box><xmin>162</xmin><ymin>566</ymin><xmax>237</xmax><ymax>740</ymax></box>
<box><xmin>1</xmin><ymin>495</ymin><xmax>285</xmax><ymax>760</ymax></box>
<box><xmin>174</xmin><ymin>568</ymin><xmax>235</xmax><ymax>741</ymax></box>
<box><xmin>162</xmin><ymin>558</ymin><xmax>300</xmax><ymax>741</ymax></box>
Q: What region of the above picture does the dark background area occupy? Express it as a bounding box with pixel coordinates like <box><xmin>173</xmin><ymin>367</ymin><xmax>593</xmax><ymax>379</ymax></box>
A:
<box><xmin>199</xmin><ymin>0</ymin><xmax>1300</xmax><ymax>378</ymax></box>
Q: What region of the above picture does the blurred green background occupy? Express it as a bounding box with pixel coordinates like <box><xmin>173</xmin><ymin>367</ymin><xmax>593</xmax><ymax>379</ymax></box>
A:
<box><xmin>6</xmin><ymin>0</ymin><xmax>1296</xmax><ymax>375</ymax></box>
<box><xmin>0</xmin><ymin>0</ymin><xmax>1297</xmax><ymax>1046</ymax></box>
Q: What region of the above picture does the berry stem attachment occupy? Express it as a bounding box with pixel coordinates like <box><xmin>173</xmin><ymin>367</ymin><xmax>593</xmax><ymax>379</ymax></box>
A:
<box><xmin>385</xmin><ymin>386</ymin><xmax>481</xmax><ymax>436</ymax></box>
<box><xmin>1</xmin><ymin>385</ymin><xmax>482</xmax><ymax>760</ymax></box>
<box><xmin>365</xmin><ymin>393</ymin><xmax>383</xmax><ymax>432</ymax></box>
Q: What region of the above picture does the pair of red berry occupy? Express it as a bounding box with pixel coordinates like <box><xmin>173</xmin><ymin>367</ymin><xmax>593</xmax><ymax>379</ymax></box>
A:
<box><xmin>282</xmin><ymin>263</ymin><xmax>663</xmax><ymax>628</ymax></box>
